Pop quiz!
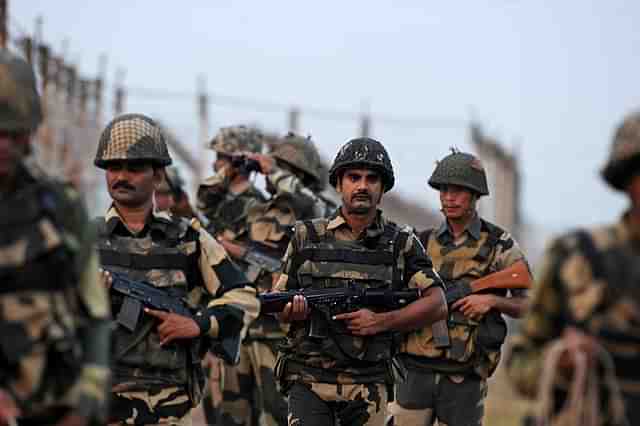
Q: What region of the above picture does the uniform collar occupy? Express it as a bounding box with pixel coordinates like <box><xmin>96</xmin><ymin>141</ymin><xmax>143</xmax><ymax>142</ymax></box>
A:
<box><xmin>103</xmin><ymin>204</ymin><xmax>173</xmax><ymax>237</ymax></box>
<box><xmin>326</xmin><ymin>208</ymin><xmax>386</xmax><ymax>238</ymax></box>
<box><xmin>436</xmin><ymin>213</ymin><xmax>482</xmax><ymax>242</ymax></box>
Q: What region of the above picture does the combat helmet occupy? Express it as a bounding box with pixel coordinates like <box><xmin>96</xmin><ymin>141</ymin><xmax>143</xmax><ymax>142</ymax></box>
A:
<box><xmin>602</xmin><ymin>111</ymin><xmax>640</xmax><ymax>190</ymax></box>
<box><xmin>94</xmin><ymin>113</ymin><xmax>171</xmax><ymax>168</ymax></box>
<box><xmin>208</xmin><ymin>125</ymin><xmax>263</xmax><ymax>155</ymax></box>
<box><xmin>0</xmin><ymin>50</ymin><xmax>42</xmax><ymax>133</ymax></box>
<box><xmin>270</xmin><ymin>132</ymin><xmax>322</xmax><ymax>184</ymax></box>
<box><xmin>329</xmin><ymin>137</ymin><xmax>395</xmax><ymax>192</ymax></box>
<box><xmin>428</xmin><ymin>149</ymin><xmax>489</xmax><ymax>196</ymax></box>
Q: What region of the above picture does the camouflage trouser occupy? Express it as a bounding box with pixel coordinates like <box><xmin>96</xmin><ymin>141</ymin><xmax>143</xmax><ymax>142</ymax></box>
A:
<box><xmin>287</xmin><ymin>381</ymin><xmax>387</xmax><ymax>426</ymax></box>
<box><xmin>108</xmin><ymin>387</ymin><xmax>193</xmax><ymax>425</ymax></box>
<box><xmin>203</xmin><ymin>339</ymin><xmax>287</xmax><ymax>426</ymax></box>
<box><xmin>387</xmin><ymin>370</ymin><xmax>487</xmax><ymax>426</ymax></box>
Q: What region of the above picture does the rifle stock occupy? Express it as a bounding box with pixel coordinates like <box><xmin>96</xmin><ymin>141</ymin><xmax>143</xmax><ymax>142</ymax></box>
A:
<box><xmin>469</xmin><ymin>260</ymin><xmax>531</xmax><ymax>293</ymax></box>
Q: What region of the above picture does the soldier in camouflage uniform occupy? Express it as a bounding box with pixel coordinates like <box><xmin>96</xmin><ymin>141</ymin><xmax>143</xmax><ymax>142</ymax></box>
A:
<box><xmin>197</xmin><ymin>125</ymin><xmax>267</xmax><ymax>239</ymax></box>
<box><xmin>505</xmin><ymin>112</ymin><xmax>640</xmax><ymax>425</ymax></box>
<box><xmin>0</xmin><ymin>50</ymin><xmax>111</xmax><ymax>425</ymax></box>
<box><xmin>206</xmin><ymin>132</ymin><xmax>329</xmax><ymax>426</ymax></box>
<box><xmin>388</xmin><ymin>150</ymin><xmax>531</xmax><ymax>426</ymax></box>
<box><xmin>93</xmin><ymin>114</ymin><xmax>260</xmax><ymax>425</ymax></box>
<box><xmin>275</xmin><ymin>137</ymin><xmax>447</xmax><ymax>426</ymax></box>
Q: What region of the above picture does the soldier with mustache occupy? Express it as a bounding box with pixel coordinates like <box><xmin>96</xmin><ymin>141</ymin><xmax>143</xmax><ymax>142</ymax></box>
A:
<box><xmin>274</xmin><ymin>138</ymin><xmax>448</xmax><ymax>426</ymax></box>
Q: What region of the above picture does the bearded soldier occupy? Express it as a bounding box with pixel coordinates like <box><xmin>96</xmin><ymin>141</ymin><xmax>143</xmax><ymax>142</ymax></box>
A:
<box><xmin>388</xmin><ymin>150</ymin><xmax>531</xmax><ymax>426</ymax></box>
<box><xmin>0</xmin><ymin>50</ymin><xmax>111</xmax><ymax>425</ymax></box>
<box><xmin>93</xmin><ymin>114</ymin><xmax>259</xmax><ymax>426</ymax></box>
<box><xmin>506</xmin><ymin>112</ymin><xmax>640</xmax><ymax>425</ymax></box>
<box><xmin>275</xmin><ymin>137</ymin><xmax>447</xmax><ymax>426</ymax></box>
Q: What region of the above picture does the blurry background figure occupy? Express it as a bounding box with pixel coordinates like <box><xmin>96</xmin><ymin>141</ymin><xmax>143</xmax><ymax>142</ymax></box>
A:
<box><xmin>155</xmin><ymin>166</ymin><xmax>196</xmax><ymax>218</ymax></box>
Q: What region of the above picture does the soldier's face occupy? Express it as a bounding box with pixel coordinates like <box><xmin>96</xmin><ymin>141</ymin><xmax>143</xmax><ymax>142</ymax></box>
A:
<box><xmin>0</xmin><ymin>131</ymin><xmax>29</xmax><ymax>181</ymax></box>
<box><xmin>106</xmin><ymin>161</ymin><xmax>161</xmax><ymax>207</ymax></box>
<box><xmin>337</xmin><ymin>168</ymin><xmax>383</xmax><ymax>215</ymax></box>
<box><xmin>439</xmin><ymin>184</ymin><xmax>476</xmax><ymax>220</ymax></box>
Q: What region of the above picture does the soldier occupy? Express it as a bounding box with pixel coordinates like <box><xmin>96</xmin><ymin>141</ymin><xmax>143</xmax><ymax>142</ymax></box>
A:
<box><xmin>93</xmin><ymin>114</ymin><xmax>259</xmax><ymax>425</ymax></box>
<box><xmin>0</xmin><ymin>50</ymin><xmax>111</xmax><ymax>425</ymax></box>
<box><xmin>203</xmin><ymin>131</ymin><xmax>329</xmax><ymax>426</ymax></box>
<box><xmin>197</xmin><ymin>125</ymin><xmax>267</xmax><ymax>239</ymax></box>
<box><xmin>506</xmin><ymin>112</ymin><xmax>640</xmax><ymax>425</ymax></box>
<box><xmin>388</xmin><ymin>150</ymin><xmax>531</xmax><ymax>426</ymax></box>
<box><xmin>155</xmin><ymin>166</ymin><xmax>196</xmax><ymax>219</ymax></box>
<box><xmin>275</xmin><ymin>137</ymin><xmax>447</xmax><ymax>426</ymax></box>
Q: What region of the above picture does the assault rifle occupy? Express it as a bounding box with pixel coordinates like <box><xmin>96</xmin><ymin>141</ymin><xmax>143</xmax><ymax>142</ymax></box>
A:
<box><xmin>106</xmin><ymin>269</ymin><xmax>240</xmax><ymax>364</ymax></box>
<box><xmin>432</xmin><ymin>259</ymin><xmax>532</xmax><ymax>348</ymax></box>
<box><xmin>219</xmin><ymin>239</ymin><xmax>283</xmax><ymax>273</ymax></box>
<box><xmin>260</xmin><ymin>285</ymin><xmax>423</xmax><ymax>338</ymax></box>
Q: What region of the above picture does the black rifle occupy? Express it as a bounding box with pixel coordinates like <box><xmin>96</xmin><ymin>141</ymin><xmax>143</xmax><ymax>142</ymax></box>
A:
<box><xmin>220</xmin><ymin>239</ymin><xmax>283</xmax><ymax>274</ymax></box>
<box><xmin>259</xmin><ymin>284</ymin><xmax>423</xmax><ymax>338</ymax></box>
<box><xmin>107</xmin><ymin>269</ymin><xmax>240</xmax><ymax>365</ymax></box>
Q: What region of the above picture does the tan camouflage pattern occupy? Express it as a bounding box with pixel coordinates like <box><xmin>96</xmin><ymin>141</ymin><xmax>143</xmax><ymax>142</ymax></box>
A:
<box><xmin>0</xmin><ymin>163</ymin><xmax>110</xmax><ymax>418</ymax></box>
<box><xmin>197</xmin><ymin>169</ymin><xmax>266</xmax><ymax>240</ymax></box>
<box><xmin>210</xmin><ymin>340</ymin><xmax>287</xmax><ymax>426</ymax></box>
<box><xmin>402</xmin><ymin>216</ymin><xmax>527</xmax><ymax>379</ymax></box>
<box><xmin>98</xmin><ymin>207</ymin><xmax>258</xmax><ymax>418</ymax></box>
<box><xmin>428</xmin><ymin>150</ymin><xmax>490</xmax><ymax>196</ymax></box>
<box><xmin>109</xmin><ymin>387</ymin><xmax>192</xmax><ymax>425</ymax></box>
<box><xmin>0</xmin><ymin>50</ymin><xmax>42</xmax><ymax>132</ymax></box>
<box><xmin>209</xmin><ymin>125</ymin><xmax>264</xmax><ymax>155</ymax></box>
<box><xmin>94</xmin><ymin>113</ymin><xmax>172</xmax><ymax>167</ymax></box>
<box><xmin>270</xmin><ymin>133</ymin><xmax>322</xmax><ymax>183</ymax></box>
<box><xmin>287</xmin><ymin>382</ymin><xmax>387</xmax><ymax>426</ymax></box>
<box><xmin>506</xmin><ymin>213</ymin><xmax>640</xmax><ymax>425</ymax></box>
<box><xmin>275</xmin><ymin>210</ymin><xmax>439</xmax><ymax>385</ymax></box>
<box><xmin>602</xmin><ymin>111</ymin><xmax>640</xmax><ymax>190</ymax></box>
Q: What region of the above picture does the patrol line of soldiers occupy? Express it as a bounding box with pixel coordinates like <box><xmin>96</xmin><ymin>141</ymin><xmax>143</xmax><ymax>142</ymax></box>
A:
<box><xmin>2</xmin><ymin>46</ymin><xmax>639</xmax><ymax>426</ymax></box>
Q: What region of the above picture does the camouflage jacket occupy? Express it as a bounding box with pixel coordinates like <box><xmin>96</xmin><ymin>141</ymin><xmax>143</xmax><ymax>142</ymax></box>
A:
<box><xmin>197</xmin><ymin>167</ymin><xmax>267</xmax><ymax>240</ymax></box>
<box><xmin>401</xmin><ymin>215</ymin><xmax>529</xmax><ymax>379</ymax></box>
<box><xmin>507</xmin><ymin>214</ymin><xmax>640</xmax><ymax>424</ymax></box>
<box><xmin>275</xmin><ymin>209</ymin><xmax>441</xmax><ymax>385</ymax></box>
<box><xmin>244</xmin><ymin>165</ymin><xmax>330</xmax><ymax>339</ymax></box>
<box><xmin>0</xmin><ymin>163</ymin><xmax>111</xmax><ymax>420</ymax></box>
<box><xmin>96</xmin><ymin>206</ymin><xmax>259</xmax><ymax>403</ymax></box>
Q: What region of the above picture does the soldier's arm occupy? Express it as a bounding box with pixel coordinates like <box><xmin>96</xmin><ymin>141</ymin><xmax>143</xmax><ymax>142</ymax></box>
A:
<box><xmin>196</xmin><ymin>226</ymin><xmax>259</xmax><ymax>342</ymax></box>
<box><xmin>67</xmin><ymin>191</ymin><xmax>111</xmax><ymax>422</ymax></box>
<box><xmin>336</xmin><ymin>233</ymin><xmax>447</xmax><ymax>334</ymax></box>
<box><xmin>505</xmin><ymin>238</ymin><xmax>571</xmax><ymax>398</ymax></box>
<box><xmin>266</xmin><ymin>165</ymin><xmax>327</xmax><ymax>218</ymax></box>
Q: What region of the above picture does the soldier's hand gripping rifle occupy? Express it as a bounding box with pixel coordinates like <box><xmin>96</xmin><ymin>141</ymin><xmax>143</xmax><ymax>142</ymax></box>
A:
<box><xmin>260</xmin><ymin>284</ymin><xmax>423</xmax><ymax>338</ymax></box>
<box><xmin>432</xmin><ymin>259</ymin><xmax>532</xmax><ymax>348</ymax></box>
<box><xmin>106</xmin><ymin>269</ymin><xmax>240</xmax><ymax>365</ymax></box>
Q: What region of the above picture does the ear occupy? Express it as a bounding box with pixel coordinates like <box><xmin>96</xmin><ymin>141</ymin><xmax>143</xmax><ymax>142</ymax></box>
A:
<box><xmin>152</xmin><ymin>167</ymin><xmax>165</xmax><ymax>189</ymax></box>
<box><xmin>335</xmin><ymin>177</ymin><xmax>343</xmax><ymax>194</ymax></box>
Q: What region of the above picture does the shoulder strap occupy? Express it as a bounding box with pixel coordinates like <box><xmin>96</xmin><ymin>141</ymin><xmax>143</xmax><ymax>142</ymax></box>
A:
<box><xmin>392</xmin><ymin>226</ymin><xmax>410</xmax><ymax>289</ymax></box>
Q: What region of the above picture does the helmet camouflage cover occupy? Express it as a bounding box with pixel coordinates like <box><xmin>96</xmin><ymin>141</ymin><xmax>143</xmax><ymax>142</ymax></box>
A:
<box><xmin>208</xmin><ymin>125</ymin><xmax>263</xmax><ymax>155</ymax></box>
<box><xmin>602</xmin><ymin>111</ymin><xmax>640</xmax><ymax>190</ymax></box>
<box><xmin>428</xmin><ymin>150</ymin><xmax>489</xmax><ymax>196</ymax></box>
<box><xmin>329</xmin><ymin>137</ymin><xmax>395</xmax><ymax>192</ymax></box>
<box><xmin>0</xmin><ymin>50</ymin><xmax>42</xmax><ymax>133</ymax></box>
<box><xmin>270</xmin><ymin>132</ymin><xmax>322</xmax><ymax>183</ymax></box>
<box><xmin>94</xmin><ymin>113</ymin><xmax>171</xmax><ymax>168</ymax></box>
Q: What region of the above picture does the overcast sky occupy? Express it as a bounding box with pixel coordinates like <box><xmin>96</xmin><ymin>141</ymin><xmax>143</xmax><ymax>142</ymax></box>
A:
<box><xmin>12</xmin><ymin>1</ymin><xmax>639</xmax><ymax>231</ymax></box>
